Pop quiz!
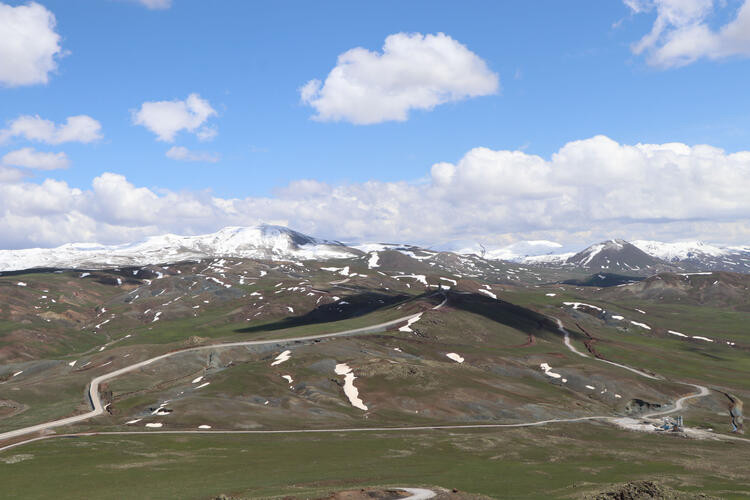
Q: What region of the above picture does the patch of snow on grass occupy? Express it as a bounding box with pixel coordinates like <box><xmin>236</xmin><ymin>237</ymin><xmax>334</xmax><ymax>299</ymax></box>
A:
<box><xmin>194</xmin><ymin>382</ymin><xmax>210</xmax><ymax>389</ymax></box>
<box><xmin>198</xmin><ymin>425</ymin><xmax>212</xmax><ymax>429</ymax></box>
<box><xmin>630</xmin><ymin>321</ymin><xmax>651</xmax><ymax>330</ymax></box>
<box><xmin>271</xmin><ymin>350</ymin><xmax>292</xmax><ymax>366</ymax></box>
<box><xmin>446</xmin><ymin>352</ymin><xmax>464</xmax><ymax>363</ymax></box>
<box><xmin>478</xmin><ymin>288</ymin><xmax>497</xmax><ymax>299</ymax></box>
<box><xmin>563</xmin><ymin>302</ymin><xmax>602</xmax><ymax>311</ymax></box>
<box><xmin>145</xmin><ymin>423</ymin><xmax>163</xmax><ymax>428</ymax></box>
<box><xmin>393</xmin><ymin>274</ymin><xmax>428</xmax><ymax>285</ymax></box>
<box><xmin>668</xmin><ymin>330</ymin><xmax>688</xmax><ymax>338</ymax></box>
<box><xmin>398</xmin><ymin>313</ymin><xmax>422</xmax><ymax>333</ymax></box>
<box><xmin>282</xmin><ymin>375</ymin><xmax>293</xmax><ymax>384</ymax></box>
<box><xmin>367</xmin><ymin>252</ymin><xmax>380</xmax><ymax>268</ymax></box>
<box><xmin>334</xmin><ymin>363</ymin><xmax>368</xmax><ymax>411</ymax></box>
<box><xmin>692</xmin><ymin>336</ymin><xmax>714</xmax><ymax>342</ymax></box>
<box><xmin>440</xmin><ymin>277</ymin><xmax>457</xmax><ymax>285</ymax></box>
<box><xmin>191</xmin><ymin>376</ymin><xmax>203</xmax><ymax>384</ymax></box>
<box><xmin>540</xmin><ymin>363</ymin><xmax>561</xmax><ymax>379</ymax></box>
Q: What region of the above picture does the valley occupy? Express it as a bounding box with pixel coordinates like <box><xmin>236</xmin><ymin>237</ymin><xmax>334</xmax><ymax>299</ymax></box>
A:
<box><xmin>0</xmin><ymin>226</ymin><xmax>748</xmax><ymax>498</ymax></box>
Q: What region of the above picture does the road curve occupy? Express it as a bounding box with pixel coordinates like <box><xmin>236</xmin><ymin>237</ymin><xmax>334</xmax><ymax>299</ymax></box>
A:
<box><xmin>644</xmin><ymin>383</ymin><xmax>710</xmax><ymax>419</ymax></box>
<box><xmin>554</xmin><ymin>318</ymin><xmax>660</xmax><ymax>380</ymax></box>
<box><xmin>0</xmin><ymin>295</ymin><xmax>447</xmax><ymax>443</ymax></box>
<box><xmin>554</xmin><ymin>316</ymin><xmax>710</xmax><ymax>417</ymax></box>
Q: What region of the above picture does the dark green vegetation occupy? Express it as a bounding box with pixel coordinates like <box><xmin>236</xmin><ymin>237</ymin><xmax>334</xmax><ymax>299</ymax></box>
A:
<box><xmin>1</xmin><ymin>249</ymin><xmax>749</xmax><ymax>498</ymax></box>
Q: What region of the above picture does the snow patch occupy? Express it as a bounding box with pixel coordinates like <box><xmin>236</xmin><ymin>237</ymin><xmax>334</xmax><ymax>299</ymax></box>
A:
<box><xmin>563</xmin><ymin>302</ymin><xmax>602</xmax><ymax>311</ymax></box>
<box><xmin>393</xmin><ymin>274</ymin><xmax>428</xmax><ymax>286</ymax></box>
<box><xmin>271</xmin><ymin>350</ymin><xmax>291</xmax><ymax>366</ymax></box>
<box><xmin>540</xmin><ymin>363</ymin><xmax>561</xmax><ymax>379</ymax></box>
<box><xmin>367</xmin><ymin>252</ymin><xmax>380</xmax><ymax>268</ymax></box>
<box><xmin>398</xmin><ymin>313</ymin><xmax>423</xmax><ymax>333</ymax></box>
<box><xmin>446</xmin><ymin>353</ymin><xmax>464</xmax><ymax>363</ymax></box>
<box><xmin>334</xmin><ymin>363</ymin><xmax>368</xmax><ymax>411</ymax></box>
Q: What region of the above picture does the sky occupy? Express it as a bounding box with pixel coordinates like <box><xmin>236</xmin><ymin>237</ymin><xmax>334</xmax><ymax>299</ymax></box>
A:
<box><xmin>1</xmin><ymin>0</ymin><xmax>750</xmax><ymax>251</ymax></box>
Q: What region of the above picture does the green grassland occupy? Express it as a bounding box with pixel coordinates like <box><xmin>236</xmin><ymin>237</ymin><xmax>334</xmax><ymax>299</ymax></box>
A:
<box><xmin>1</xmin><ymin>424</ymin><xmax>749</xmax><ymax>499</ymax></box>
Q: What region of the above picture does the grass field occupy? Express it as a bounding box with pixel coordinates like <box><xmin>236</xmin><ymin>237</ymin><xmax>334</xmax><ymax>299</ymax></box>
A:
<box><xmin>1</xmin><ymin>424</ymin><xmax>749</xmax><ymax>499</ymax></box>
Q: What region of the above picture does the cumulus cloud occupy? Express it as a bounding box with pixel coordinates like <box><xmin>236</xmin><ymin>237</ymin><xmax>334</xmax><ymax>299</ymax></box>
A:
<box><xmin>1</xmin><ymin>147</ymin><xmax>69</xmax><ymax>170</ymax></box>
<box><xmin>0</xmin><ymin>1</ymin><xmax>63</xmax><ymax>87</ymax></box>
<box><xmin>132</xmin><ymin>93</ymin><xmax>217</xmax><ymax>142</ymax></box>
<box><xmin>165</xmin><ymin>146</ymin><xmax>219</xmax><ymax>163</ymax></box>
<box><xmin>627</xmin><ymin>0</ymin><xmax>750</xmax><ymax>67</ymax></box>
<box><xmin>300</xmin><ymin>32</ymin><xmax>499</xmax><ymax>124</ymax></box>
<box><xmin>135</xmin><ymin>0</ymin><xmax>172</xmax><ymax>9</ymax></box>
<box><xmin>0</xmin><ymin>115</ymin><xmax>103</xmax><ymax>145</ymax></box>
<box><xmin>4</xmin><ymin>136</ymin><xmax>750</xmax><ymax>249</ymax></box>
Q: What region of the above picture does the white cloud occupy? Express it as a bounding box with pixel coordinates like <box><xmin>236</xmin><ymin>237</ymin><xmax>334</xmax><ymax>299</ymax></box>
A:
<box><xmin>300</xmin><ymin>32</ymin><xmax>499</xmax><ymax>124</ymax></box>
<box><xmin>165</xmin><ymin>146</ymin><xmax>219</xmax><ymax>163</ymax></box>
<box><xmin>4</xmin><ymin>136</ymin><xmax>750</xmax><ymax>249</ymax></box>
<box><xmin>0</xmin><ymin>115</ymin><xmax>103</xmax><ymax>145</ymax></box>
<box><xmin>0</xmin><ymin>166</ymin><xmax>26</xmax><ymax>183</ymax></box>
<box><xmin>0</xmin><ymin>1</ymin><xmax>63</xmax><ymax>87</ymax></box>
<box><xmin>627</xmin><ymin>0</ymin><xmax>750</xmax><ymax>67</ymax></box>
<box><xmin>132</xmin><ymin>93</ymin><xmax>217</xmax><ymax>142</ymax></box>
<box><xmin>135</xmin><ymin>0</ymin><xmax>172</xmax><ymax>9</ymax></box>
<box><xmin>1</xmin><ymin>147</ymin><xmax>69</xmax><ymax>170</ymax></box>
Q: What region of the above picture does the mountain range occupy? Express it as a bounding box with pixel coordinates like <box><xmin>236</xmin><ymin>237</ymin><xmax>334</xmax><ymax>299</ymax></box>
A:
<box><xmin>2</xmin><ymin>224</ymin><xmax>750</xmax><ymax>275</ymax></box>
<box><xmin>0</xmin><ymin>225</ymin><xmax>356</xmax><ymax>272</ymax></box>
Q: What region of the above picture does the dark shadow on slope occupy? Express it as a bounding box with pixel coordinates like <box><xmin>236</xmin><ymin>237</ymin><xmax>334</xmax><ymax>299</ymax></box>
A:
<box><xmin>444</xmin><ymin>291</ymin><xmax>585</xmax><ymax>343</ymax></box>
<box><xmin>234</xmin><ymin>291</ymin><xmax>423</xmax><ymax>334</ymax></box>
<box><xmin>563</xmin><ymin>273</ymin><xmax>646</xmax><ymax>287</ymax></box>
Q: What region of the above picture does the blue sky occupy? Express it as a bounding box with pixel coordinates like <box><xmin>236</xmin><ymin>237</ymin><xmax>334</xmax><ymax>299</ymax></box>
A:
<box><xmin>2</xmin><ymin>0</ymin><xmax>750</xmax><ymax>249</ymax></box>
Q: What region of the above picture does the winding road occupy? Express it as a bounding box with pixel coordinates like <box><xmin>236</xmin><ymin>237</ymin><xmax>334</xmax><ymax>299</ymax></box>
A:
<box><xmin>554</xmin><ymin>317</ymin><xmax>712</xmax><ymax>419</ymax></box>
<box><xmin>0</xmin><ymin>295</ymin><xmax>446</xmax><ymax>444</ymax></box>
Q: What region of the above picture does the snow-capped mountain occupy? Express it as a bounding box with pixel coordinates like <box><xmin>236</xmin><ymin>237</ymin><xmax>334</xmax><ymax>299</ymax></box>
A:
<box><xmin>453</xmin><ymin>240</ymin><xmax>566</xmax><ymax>261</ymax></box>
<box><xmin>517</xmin><ymin>238</ymin><xmax>750</xmax><ymax>274</ymax></box>
<box><xmin>632</xmin><ymin>240</ymin><xmax>750</xmax><ymax>272</ymax></box>
<box><xmin>564</xmin><ymin>239</ymin><xmax>673</xmax><ymax>272</ymax></box>
<box><xmin>631</xmin><ymin>240</ymin><xmax>726</xmax><ymax>261</ymax></box>
<box><xmin>0</xmin><ymin>225</ymin><xmax>358</xmax><ymax>272</ymax></box>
